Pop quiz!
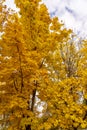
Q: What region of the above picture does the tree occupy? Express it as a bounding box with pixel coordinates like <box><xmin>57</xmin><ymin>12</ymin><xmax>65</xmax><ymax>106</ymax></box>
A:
<box><xmin>0</xmin><ymin>0</ymin><xmax>87</xmax><ymax>130</ymax></box>
<box><xmin>41</xmin><ymin>36</ymin><xmax>87</xmax><ymax>130</ymax></box>
<box><xmin>0</xmin><ymin>0</ymin><xmax>53</xmax><ymax>129</ymax></box>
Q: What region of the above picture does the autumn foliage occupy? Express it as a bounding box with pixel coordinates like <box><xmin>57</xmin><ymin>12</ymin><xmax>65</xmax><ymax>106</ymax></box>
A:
<box><xmin>0</xmin><ymin>0</ymin><xmax>87</xmax><ymax>130</ymax></box>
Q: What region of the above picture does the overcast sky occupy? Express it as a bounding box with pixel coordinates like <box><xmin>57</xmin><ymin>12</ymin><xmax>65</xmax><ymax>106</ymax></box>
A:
<box><xmin>6</xmin><ymin>0</ymin><xmax>87</xmax><ymax>38</ymax></box>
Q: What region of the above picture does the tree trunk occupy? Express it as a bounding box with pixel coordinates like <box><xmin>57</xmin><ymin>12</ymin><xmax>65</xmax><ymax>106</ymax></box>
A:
<box><xmin>31</xmin><ymin>89</ymin><xmax>36</xmax><ymax>111</ymax></box>
<box><xmin>25</xmin><ymin>83</ymin><xmax>37</xmax><ymax>130</ymax></box>
<box><xmin>26</xmin><ymin>125</ymin><xmax>31</xmax><ymax>130</ymax></box>
<box><xmin>73</xmin><ymin>127</ymin><xmax>77</xmax><ymax>130</ymax></box>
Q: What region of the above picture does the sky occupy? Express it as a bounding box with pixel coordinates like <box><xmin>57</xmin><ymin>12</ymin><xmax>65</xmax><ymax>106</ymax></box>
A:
<box><xmin>6</xmin><ymin>0</ymin><xmax>87</xmax><ymax>38</ymax></box>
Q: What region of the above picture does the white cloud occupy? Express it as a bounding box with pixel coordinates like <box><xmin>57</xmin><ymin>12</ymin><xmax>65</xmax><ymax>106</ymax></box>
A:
<box><xmin>43</xmin><ymin>0</ymin><xmax>87</xmax><ymax>38</ymax></box>
<box><xmin>5</xmin><ymin>0</ymin><xmax>16</xmax><ymax>10</ymax></box>
<box><xmin>42</xmin><ymin>0</ymin><xmax>60</xmax><ymax>13</ymax></box>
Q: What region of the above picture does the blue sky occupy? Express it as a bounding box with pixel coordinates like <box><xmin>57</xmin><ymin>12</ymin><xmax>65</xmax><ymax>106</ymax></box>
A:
<box><xmin>6</xmin><ymin>0</ymin><xmax>87</xmax><ymax>38</ymax></box>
